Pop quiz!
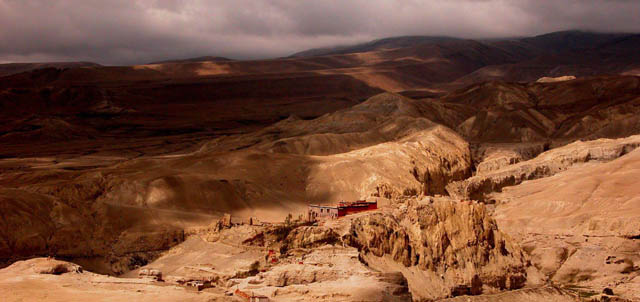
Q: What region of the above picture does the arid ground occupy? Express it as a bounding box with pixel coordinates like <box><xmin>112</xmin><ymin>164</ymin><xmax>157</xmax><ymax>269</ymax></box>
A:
<box><xmin>1</xmin><ymin>31</ymin><xmax>640</xmax><ymax>301</ymax></box>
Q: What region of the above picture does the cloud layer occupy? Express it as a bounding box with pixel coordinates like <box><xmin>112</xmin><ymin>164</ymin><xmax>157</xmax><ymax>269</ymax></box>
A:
<box><xmin>1</xmin><ymin>0</ymin><xmax>639</xmax><ymax>65</ymax></box>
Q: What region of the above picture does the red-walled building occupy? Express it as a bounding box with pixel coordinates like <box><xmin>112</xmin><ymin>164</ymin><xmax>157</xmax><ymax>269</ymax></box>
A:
<box><xmin>308</xmin><ymin>200</ymin><xmax>377</xmax><ymax>220</ymax></box>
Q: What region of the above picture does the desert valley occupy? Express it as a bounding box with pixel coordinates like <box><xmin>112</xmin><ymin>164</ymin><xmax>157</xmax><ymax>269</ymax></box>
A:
<box><xmin>1</xmin><ymin>4</ymin><xmax>640</xmax><ymax>301</ymax></box>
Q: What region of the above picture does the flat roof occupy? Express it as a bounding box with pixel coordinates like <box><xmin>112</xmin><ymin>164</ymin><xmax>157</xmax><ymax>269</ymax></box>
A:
<box><xmin>310</xmin><ymin>201</ymin><xmax>376</xmax><ymax>208</ymax></box>
<box><xmin>308</xmin><ymin>204</ymin><xmax>337</xmax><ymax>209</ymax></box>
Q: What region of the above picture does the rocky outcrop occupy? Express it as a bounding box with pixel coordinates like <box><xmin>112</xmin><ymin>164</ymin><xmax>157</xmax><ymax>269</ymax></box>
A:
<box><xmin>473</xmin><ymin>143</ymin><xmax>548</xmax><ymax>175</ymax></box>
<box><xmin>262</xmin><ymin>264</ymin><xmax>344</xmax><ymax>287</ymax></box>
<box><xmin>216</xmin><ymin>197</ymin><xmax>531</xmax><ymax>301</ymax></box>
<box><xmin>447</xmin><ymin>136</ymin><xmax>640</xmax><ymax>201</ymax></box>
<box><xmin>4</xmin><ymin>258</ymin><xmax>83</xmax><ymax>275</ymax></box>
<box><xmin>345</xmin><ymin>198</ymin><xmax>529</xmax><ymax>301</ymax></box>
<box><xmin>305</xmin><ymin>124</ymin><xmax>472</xmax><ymax>202</ymax></box>
<box><xmin>438</xmin><ymin>286</ymin><xmax>579</xmax><ymax>302</ymax></box>
<box><xmin>491</xmin><ymin>147</ymin><xmax>640</xmax><ymax>301</ymax></box>
<box><xmin>233</xmin><ymin>245</ymin><xmax>412</xmax><ymax>302</ymax></box>
<box><xmin>281</xmin><ymin>226</ymin><xmax>340</xmax><ymax>253</ymax></box>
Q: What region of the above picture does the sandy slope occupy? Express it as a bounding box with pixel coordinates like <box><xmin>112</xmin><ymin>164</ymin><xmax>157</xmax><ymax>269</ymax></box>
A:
<box><xmin>493</xmin><ymin>148</ymin><xmax>640</xmax><ymax>237</ymax></box>
<box><xmin>0</xmin><ymin>258</ymin><xmax>229</xmax><ymax>302</ymax></box>
<box><xmin>491</xmin><ymin>149</ymin><xmax>640</xmax><ymax>300</ymax></box>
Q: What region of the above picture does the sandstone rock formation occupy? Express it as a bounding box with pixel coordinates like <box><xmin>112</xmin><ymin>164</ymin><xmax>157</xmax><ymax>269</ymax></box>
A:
<box><xmin>491</xmin><ymin>147</ymin><xmax>640</xmax><ymax>300</ymax></box>
<box><xmin>238</xmin><ymin>202</ymin><xmax>531</xmax><ymax>300</ymax></box>
<box><xmin>472</xmin><ymin>143</ymin><xmax>548</xmax><ymax>175</ymax></box>
<box><xmin>107</xmin><ymin>196</ymin><xmax>535</xmax><ymax>301</ymax></box>
<box><xmin>0</xmin><ymin>258</ymin><xmax>231</xmax><ymax>301</ymax></box>
<box><xmin>6</xmin><ymin>257</ymin><xmax>83</xmax><ymax>275</ymax></box>
<box><xmin>345</xmin><ymin>198</ymin><xmax>529</xmax><ymax>301</ymax></box>
<box><xmin>280</xmin><ymin>226</ymin><xmax>340</xmax><ymax>252</ymax></box>
<box><xmin>236</xmin><ymin>246</ymin><xmax>412</xmax><ymax>302</ymax></box>
<box><xmin>438</xmin><ymin>287</ymin><xmax>580</xmax><ymax>301</ymax></box>
<box><xmin>446</xmin><ymin>135</ymin><xmax>640</xmax><ymax>201</ymax></box>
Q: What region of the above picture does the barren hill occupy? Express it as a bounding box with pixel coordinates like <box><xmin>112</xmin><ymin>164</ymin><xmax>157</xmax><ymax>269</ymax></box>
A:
<box><xmin>433</xmin><ymin>75</ymin><xmax>640</xmax><ymax>143</ymax></box>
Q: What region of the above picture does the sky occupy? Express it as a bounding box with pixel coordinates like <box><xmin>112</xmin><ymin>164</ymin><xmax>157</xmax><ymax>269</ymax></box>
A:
<box><xmin>1</xmin><ymin>0</ymin><xmax>639</xmax><ymax>65</ymax></box>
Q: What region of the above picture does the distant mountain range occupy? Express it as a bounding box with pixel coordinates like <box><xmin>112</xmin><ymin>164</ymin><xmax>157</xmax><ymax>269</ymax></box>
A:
<box><xmin>148</xmin><ymin>56</ymin><xmax>233</xmax><ymax>64</ymax></box>
<box><xmin>2</xmin><ymin>30</ymin><xmax>638</xmax><ymax>79</ymax></box>
<box><xmin>290</xmin><ymin>30</ymin><xmax>633</xmax><ymax>57</ymax></box>
<box><xmin>0</xmin><ymin>62</ymin><xmax>100</xmax><ymax>77</ymax></box>
<box><xmin>289</xmin><ymin>35</ymin><xmax>460</xmax><ymax>57</ymax></box>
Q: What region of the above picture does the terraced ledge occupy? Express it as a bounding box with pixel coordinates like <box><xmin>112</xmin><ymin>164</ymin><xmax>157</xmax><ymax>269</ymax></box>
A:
<box><xmin>446</xmin><ymin>135</ymin><xmax>640</xmax><ymax>201</ymax></box>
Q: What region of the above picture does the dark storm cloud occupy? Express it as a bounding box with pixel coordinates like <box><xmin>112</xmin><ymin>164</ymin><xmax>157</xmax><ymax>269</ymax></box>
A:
<box><xmin>1</xmin><ymin>0</ymin><xmax>639</xmax><ymax>65</ymax></box>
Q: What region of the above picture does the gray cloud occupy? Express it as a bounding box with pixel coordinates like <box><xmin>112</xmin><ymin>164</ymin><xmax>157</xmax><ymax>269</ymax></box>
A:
<box><xmin>0</xmin><ymin>0</ymin><xmax>639</xmax><ymax>65</ymax></box>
